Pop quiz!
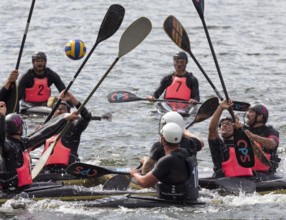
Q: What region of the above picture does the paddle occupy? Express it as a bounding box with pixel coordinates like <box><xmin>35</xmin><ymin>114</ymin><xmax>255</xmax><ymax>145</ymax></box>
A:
<box><xmin>107</xmin><ymin>91</ymin><xmax>192</xmax><ymax>104</ymax></box>
<box><xmin>44</xmin><ymin>4</ymin><xmax>125</xmax><ymax>123</ymax></box>
<box><xmin>66</xmin><ymin>162</ymin><xmax>256</xmax><ymax>193</ymax></box>
<box><xmin>102</xmin><ymin>97</ymin><xmax>219</xmax><ymax>190</ymax></box>
<box><xmin>185</xmin><ymin>96</ymin><xmax>219</xmax><ymax>129</ymax></box>
<box><xmin>191</xmin><ymin>0</ymin><xmax>254</xmax><ymax>168</ymax></box>
<box><xmin>91</xmin><ymin>112</ymin><xmax>112</xmax><ymax>121</ymax></box>
<box><xmin>6</xmin><ymin>0</ymin><xmax>36</xmax><ymax>114</ymax></box>
<box><xmin>163</xmin><ymin>15</ymin><xmax>250</xmax><ymax>112</ymax></box>
<box><xmin>66</xmin><ymin>162</ymin><xmax>130</xmax><ymax>178</ymax></box>
<box><xmin>31</xmin><ymin>17</ymin><xmax>152</xmax><ymax>179</ymax></box>
<box><xmin>199</xmin><ymin>177</ymin><xmax>256</xmax><ymax>194</ymax></box>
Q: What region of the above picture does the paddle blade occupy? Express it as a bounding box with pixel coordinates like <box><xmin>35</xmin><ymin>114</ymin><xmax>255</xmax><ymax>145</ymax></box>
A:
<box><xmin>103</xmin><ymin>175</ymin><xmax>131</xmax><ymax>190</ymax></box>
<box><xmin>31</xmin><ymin>144</ymin><xmax>54</xmax><ymax>179</ymax></box>
<box><xmin>232</xmin><ymin>101</ymin><xmax>250</xmax><ymax>111</ymax></box>
<box><xmin>192</xmin><ymin>0</ymin><xmax>205</xmax><ymax>19</ymax></box>
<box><xmin>66</xmin><ymin>162</ymin><xmax>130</xmax><ymax>178</ymax></box>
<box><xmin>186</xmin><ymin>97</ymin><xmax>219</xmax><ymax>129</ymax></box>
<box><xmin>107</xmin><ymin>91</ymin><xmax>143</xmax><ymax>103</ymax></box>
<box><xmin>163</xmin><ymin>15</ymin><xmax>191</xmax><ymax>53</ymax></box>
<box><xmin>234</xmin><ymin>128</ymin><xmax>255</xmax><ymax>168</ymax></box>
<box><xmin>96</xmin><ymin>4</ymin><xmax>125</xmax><ymax>43</ymax></box>
<box><xmin>118</xmin><ymin>17</ymin><xmax>152</xmax><ymax>57</ymax></box>
<box><xmin>252</xmin><ymin>141</ymin><xmax>271</xmax><ymax>167</ymax></box>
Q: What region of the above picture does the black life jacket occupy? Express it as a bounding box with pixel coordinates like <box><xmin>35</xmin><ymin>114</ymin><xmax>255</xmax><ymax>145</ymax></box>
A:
<box><xmin>156</xmin><ymin>152</ymin><xmax>199</xmax><ymax>202</ymax></box>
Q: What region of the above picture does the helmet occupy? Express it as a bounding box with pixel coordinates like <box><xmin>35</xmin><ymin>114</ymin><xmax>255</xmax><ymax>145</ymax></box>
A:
<box><xmin>160</xmin><ymin>122</ymin><xmax>183</xmax><ymax>144</ymax></box>
<box><xmin>160</xmin><ymin>111</ymin><xmax>185</xmax><ymax>130</ymax></box>
<box><xmin>32</xmin><ymin>51</ymin><xmax>47</xmax><ymax>62</ymax></box>
<box><xmin>59</xmin><ymin>101</ymin><xmax>71</xmax><ymax>113</ymax></box>
<box><xmin>249</xmin><ymin>104</ymin><xmax>269</xmax><ymax>123</ymax></box>
<box><xmin>218</xmin><ymin>117</ymin><xmax>233</xmax><ymax>128</ymax></box>
<box><xmin>5</xmin><ymin>113</ymin><xmax>24</xmax><ymax>135</ymax></box>
<box><xmin>173</xmin><ymin>51</ymin><xmax>188</xmax><ymax>63</ymax></box>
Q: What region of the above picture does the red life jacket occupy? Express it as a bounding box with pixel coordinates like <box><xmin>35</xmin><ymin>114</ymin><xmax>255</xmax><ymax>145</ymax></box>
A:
<box><xmin>25</xmin><ymin>78</ymin><xmax>51</xmax><ymax>102</ymax></box>
<box><xmin>43</xmin><ymin>135</ymin><xmax>71</xmax><ymax>166</ymax></box>
<box><xmin>16</xmin><ymin>152</ymin><xmax>33</xmax><ymax>187</ymax></box>
<box><xmin>222</xmin><ymin>147</ymin><xmax>253</xmax><ymax>177</ymax></box>
<box><xmin>164</xmin><ymin>76</ymin><xmax>191</xmax><ymax>101</ymax></box>
<box><xmin>252</xmin><ymin>141</ymin><xmax>271</xmax><ymax>172</ymax></box>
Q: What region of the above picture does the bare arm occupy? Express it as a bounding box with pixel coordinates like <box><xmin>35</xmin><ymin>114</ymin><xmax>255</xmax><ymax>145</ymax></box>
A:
<box><xmin>244</xmin><ymin>130</ymin><xmax>278</xmax><ymax>149</ymax></box>
<box><xmin>3</xmin><ymin>70</ymin><xmax>19</xmax><ymax>90</ymax></box>
<box><xmin>130</xmin><ymin>168</ymin><xmax>158</xmax><ymax>188</ymax></box>
<box><xmin>208</xmin><ymin>99</ymin><xmax>232</xmax><ymax>140</ymax></box>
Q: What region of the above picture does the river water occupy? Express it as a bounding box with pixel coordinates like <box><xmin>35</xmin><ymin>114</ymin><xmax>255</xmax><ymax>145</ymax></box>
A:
<box><xmin>0</xmin><ymin>0</ymin><xmax>286</xmax><ymax>219</ymax></box>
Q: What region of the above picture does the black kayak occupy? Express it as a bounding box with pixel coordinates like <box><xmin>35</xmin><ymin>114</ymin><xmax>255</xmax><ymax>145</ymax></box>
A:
<box><xmin>84</xmin><ymin>195</ymin><xmax>205</xmax><ymax>208</ymax></box>
<box><xmin>0</xmin><ymin>182</ymin><xmax>156</xmax><ymax>204</ymax></box>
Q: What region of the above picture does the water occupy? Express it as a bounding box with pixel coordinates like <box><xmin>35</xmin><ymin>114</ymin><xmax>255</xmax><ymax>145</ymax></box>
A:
<box><xmin>0</xmin><ymin>0</ymin><xmax>286</xmax><ymax>219</ymax></box>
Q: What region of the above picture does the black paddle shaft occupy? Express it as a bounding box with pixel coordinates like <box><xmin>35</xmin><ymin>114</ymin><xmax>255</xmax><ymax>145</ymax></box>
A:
<box><xmin>192</xmin><ymin>0</ymin><xmax>254</xmax><ymax>168</ymax></box>
<box><xmin>44</xmin><ymin>4</ymin><xmax>125</xmax><ymax>123</ymax></box>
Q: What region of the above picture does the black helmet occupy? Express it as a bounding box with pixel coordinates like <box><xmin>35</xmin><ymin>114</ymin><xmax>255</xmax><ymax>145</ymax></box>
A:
<box><xmin>173</xmin><ymin>51</ymin><xmax>188</xmax><ymax>63</ymax></box>
<box><xmin>249</xmin><ymin>104</ymin><xmax>269</xmax><ymax>123</ymax></box>
<box><xmin>5</xmin><ymin>113</ymin><xmax>24</xmax><ymax>135</ymax></box>
<box><xmin>32</xmin><ymin>51</ymin><xmax>47</xmax><ymax>62</ymax></box>
<box><xmin>60</xmin><ymin>101</ymin><xmax>71</xmax><ymax>113</ymax></box>
<box><xmin>218</xmin><ymin>117</ymin><xmax>233</xmax><ymax>128</ymax></box>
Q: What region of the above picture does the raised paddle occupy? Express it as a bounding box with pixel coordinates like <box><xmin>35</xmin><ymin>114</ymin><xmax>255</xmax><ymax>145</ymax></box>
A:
<box><xmin>44</xmin><ymin>4</ymin><xmax>125</xmax><ymax>123</ymax></box>
<box><xmin>107</xmin><ymin>91</ymin><xmax>192</xmax><ymax>104</ymax></box>
<box><xmin>191</xmin><ymin>0</ymin><xmax>255</xmax><ymax>168</ymax></box>
<box><xmin>31</xmin><ymin>17</ymin><xmax>152</xmax><ymax>179</ymax></box>
<box><xmin>163</xmin><ymin>15</ymin><xmax>250</xmax><ymax>112</ymax></box>
<box><xmin>185</xmin><ymin>96</ymin><xmax>219</xmax><ymax>129</ymax></box>
<box><xmin>7</xmin><ymin>0</ymin><xmax>36</xmax><ymax>114</ymax></box>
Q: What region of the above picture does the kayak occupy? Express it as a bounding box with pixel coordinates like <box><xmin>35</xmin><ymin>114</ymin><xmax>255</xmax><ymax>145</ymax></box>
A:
<box><xmin>156</xmin><ymin>101</ymin><xmax>197</xmax><ymax>117</ymax></box>
<box><xmin>84</xmin><ymin>195</ymin><xmax>205</xmax><ymax>208</ymax></box>
<box><xmin>2</xmin><ymin>176</ymin><xmax>286</xmax><ymax>208</ymax></box>
<box><xmin>66</xmin><ymin>162</ymin><xmax>286</xmax><ymax>195</ymax></box>
<box><xmin>0</xmin><ymin>182</ymin><xmax>156</xmax><ymax>205</ymax></box>
<box><xmin>34</xmin><ymin>172</ymin><xmax>111</xmax><ymax>188</ymax></box>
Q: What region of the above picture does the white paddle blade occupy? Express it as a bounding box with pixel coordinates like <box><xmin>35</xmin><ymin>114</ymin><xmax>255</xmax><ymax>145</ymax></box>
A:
<box><xmin>31</xmin><ymin>144</ymin><xmax>54</xmax><ymax>179</ymax></box>
<box><xmin>118</xmin><ymin>17</ymin><xmax>152</xmax><ymax>57</ymax></box>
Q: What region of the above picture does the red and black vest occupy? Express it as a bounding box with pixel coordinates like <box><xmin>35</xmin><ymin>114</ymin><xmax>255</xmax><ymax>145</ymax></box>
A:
<box><xmin>25</xmin><ymin>78</ymin><xmax>51</xmax><ymax>102</ymax></box>
<box><xmin>165</xmin><ymin>76</ymin><xmax>191</xmax><ymax>101</ymax></box>
<box><xmin>16</xmin><ymin>151</ymin><xmax>33</xmax><ymax>187</ymax></box>
<box><xmin>43</xmin><ymin>135</ymin><xmax>71</xmax><ymax>166</ymax></box>
<box><xmin>222</xmin><ymin>147</ymin><xmax>253</xmax><ymax>177</ymax></box>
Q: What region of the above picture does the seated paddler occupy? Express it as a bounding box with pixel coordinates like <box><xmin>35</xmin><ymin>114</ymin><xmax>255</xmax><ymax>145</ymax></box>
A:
<box><xmin>130</xmin><ymin>122</ymin><xmax>199</xmax><ymax>202</ymax></box>
<box><xmin>0</xmin><ymin>101</ymin><xmax>79</xmax><ymax>191</ymax></box>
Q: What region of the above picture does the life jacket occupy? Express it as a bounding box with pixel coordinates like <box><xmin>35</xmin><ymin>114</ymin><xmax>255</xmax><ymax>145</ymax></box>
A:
<box><xmin>164</xmin><ymin>76</ymin><xmax>191</xmax><ymax>101</ymax></box>
<box><xmin>252</xmin><ymin>141</ymin><xmax>271</xmax><ymax>172</ymax></box>
<box><xmin>43</xmin><ymin>135</ymin><xmax>71</xmax><ymax>166</ymax></box>
<box><xmin>25</xmin><ymin>78</ymin><xmax>51</xmax><ymax>102</ymax></box>
<box><xmin>222</xmin><ymin>147</ymin><xmax>253</xmax><ymax>177</ymax></box>
<box><xmin>16</xmin><ymin>151</ymin><xmax>32</xmax><ymax>187</ymax></box>
<box><xmin>156</xmin><ymin>155</ymin><xmax>199</xmax><ymax>201</ymax></box>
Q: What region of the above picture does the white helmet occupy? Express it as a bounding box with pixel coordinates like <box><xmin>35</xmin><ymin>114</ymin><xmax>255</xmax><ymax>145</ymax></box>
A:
<box><xmin>160</xmin><ymin>122</ymin><xmax>183</xmax><ymax>144</ymax></box>
<box><xmin>160</xmin><ymin>111</ymin><xmax>185</xmax><ymax>130</ymax></box>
